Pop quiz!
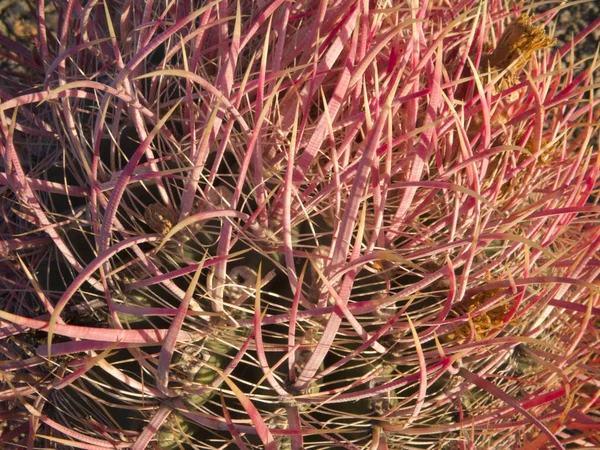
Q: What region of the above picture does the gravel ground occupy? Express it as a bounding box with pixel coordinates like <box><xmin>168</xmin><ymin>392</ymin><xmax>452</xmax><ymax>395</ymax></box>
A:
<box><xmin>537</xmin><ymin>0</ymin><xmax>600</xmax><ymax>98</ymax></box>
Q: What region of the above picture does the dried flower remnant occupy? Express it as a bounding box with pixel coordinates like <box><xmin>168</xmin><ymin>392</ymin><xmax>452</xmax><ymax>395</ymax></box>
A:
<box><xmin>482</xmin><ymin>132</ymin><xmax>560</xmax><ymax>204</ymax></box>
<box><xmin>445</xmin><ymin>286</ymin><xmax>510</xmax><ymax>342</ymax></box>
<box><xmin>499</xmin><ymin>137</ymin><xmax>558</xmax><ymax>198</ymax></box>
<box><xmin>144</xmin><ymin>203</ymin><xmax>177</xmax><ymax>234</ymax></box>
<box><xmin>485</xmin><ymin>14</ymin><xmax>556</xmax><ymax>90</ymax></box>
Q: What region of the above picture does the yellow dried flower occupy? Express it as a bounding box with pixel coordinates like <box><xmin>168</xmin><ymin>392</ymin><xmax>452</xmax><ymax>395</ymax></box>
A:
<box><xmin>444</xmin><ymin>285</ymin><xmax>510</xmax><ymax>342</ymax></box>
<box><xmin>490</xmin><ymin>14</ymin><xmax>556</xmax><ymax>72</ymax></box>
<box><xmin>486</xmin><ymin>14</ymin><xmax>556</xmax><ymax>91</ymax></box>
<box><xmin>144</xmin><ymin>203</ymin><xmax>177</xmax><ymax>234</ymax></box>
<box><xmin>498</xmin><ymin>136</ymin><xmax>558</xmax><ymax>199</ymax></box>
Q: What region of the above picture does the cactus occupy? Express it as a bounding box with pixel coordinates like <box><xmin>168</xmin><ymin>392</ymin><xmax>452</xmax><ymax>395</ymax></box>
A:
<box><xmin>0</xmin><ymin>1</ymin><xmax>599</xmax><ymax>449</ymax></box>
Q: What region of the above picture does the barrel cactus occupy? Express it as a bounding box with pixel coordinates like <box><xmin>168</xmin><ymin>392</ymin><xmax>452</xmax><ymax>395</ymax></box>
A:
<box><xmin>0</xmin><ymin>1</ymin><xmax>599</xmax><ymax>449</ymax></box>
